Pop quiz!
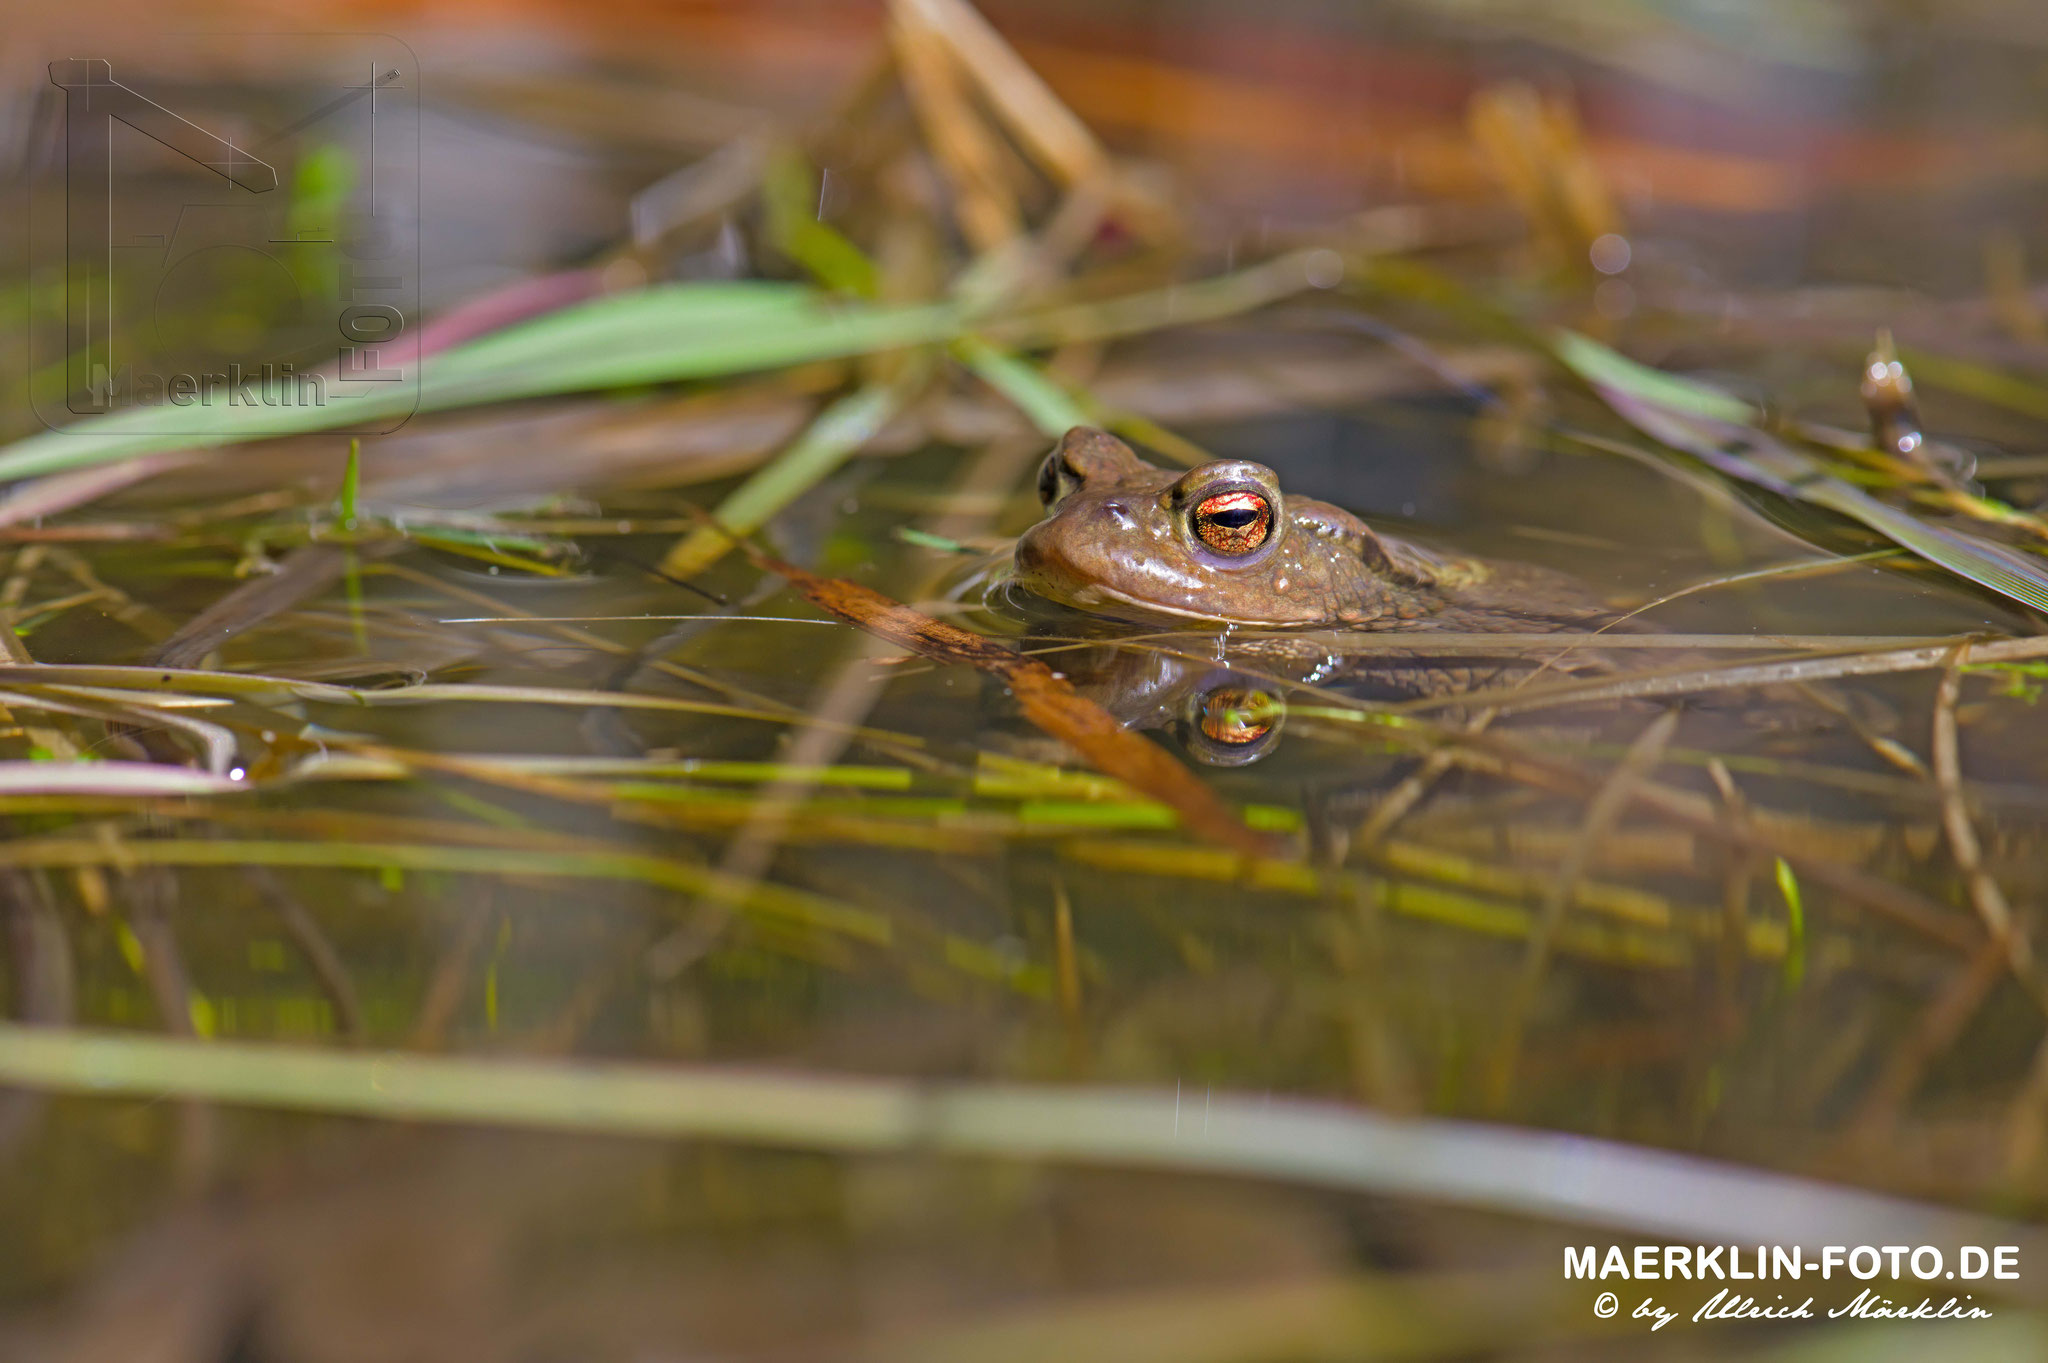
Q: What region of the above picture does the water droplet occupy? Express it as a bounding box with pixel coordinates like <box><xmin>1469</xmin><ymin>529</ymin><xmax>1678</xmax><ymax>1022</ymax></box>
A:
<box><xmin>1302</xmin><ymin>249</ymin><xmax>1344</xmax><ymax>289</ymax></box>
<box><xmin>1589</xmin><ymin>233</ymin><xmax>1631</xmax><ymax>275</ymax></box>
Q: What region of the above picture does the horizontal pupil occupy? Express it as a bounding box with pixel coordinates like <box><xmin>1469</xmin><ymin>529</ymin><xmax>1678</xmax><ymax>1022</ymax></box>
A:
<box><xmin>1205</xmin><ymin>508</ymin><xmax>1260</xmax><ymax>528</ymax></box>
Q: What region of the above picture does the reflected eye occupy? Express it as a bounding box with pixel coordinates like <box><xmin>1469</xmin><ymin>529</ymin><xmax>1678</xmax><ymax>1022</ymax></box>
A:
<box><xmin>1197</xmin><ymin>686</ymin><xmax>1279</xmax><ymax>746</ymax></box>
<box><xmin>1191</xmin><ymin>490</ymin><xmax>1273</xmax><ymax>556</ymax></box>
<box><xmin>1181</xmin><ymin>680</ymin><xmax>1285</xmax><ymax>767</ymax></box>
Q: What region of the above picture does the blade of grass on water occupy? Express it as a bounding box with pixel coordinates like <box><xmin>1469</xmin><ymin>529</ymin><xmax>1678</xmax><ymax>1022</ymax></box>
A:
<box><xmin>0</xmin><ymin>761</ymin><xmax>247</xmax><ymax>796</ymax></box>
<box><xmin>660</xmin><ymin>381</ymin><xmax>911</xmax><ymax>579</ymax></box>
<box><xmin>1554</xmin><ymin>330</ymin><xmax>2048</xmax><ymax>615</ymax></box>
<box><xmin>0</xmin><ymin>1024</ymin><xmax>2033</xmax><ymax>1258</ymax></box>
<box><xmin>724</xmin><ymin>539</ymin><xmax>1282</xmax><ymax>859</ymax></box>
<box><xmin>955</xmin><ymin>335</ymin><xmax>1092</xmax><ymax>434</ymax></box>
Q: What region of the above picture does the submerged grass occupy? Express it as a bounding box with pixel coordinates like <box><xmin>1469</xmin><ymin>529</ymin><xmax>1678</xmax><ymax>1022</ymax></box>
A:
<box><xmin>0</xmin><ymin>835</ymin><xmax>893</xmax><ymax>942</ymax></box>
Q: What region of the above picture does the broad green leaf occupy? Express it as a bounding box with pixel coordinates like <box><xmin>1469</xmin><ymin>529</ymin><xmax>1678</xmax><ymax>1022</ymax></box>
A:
<box><xmin>0</xmin><ymin>253</ymin><xmax>1334</xmax><ymax>486</ymax></box>
<box><xmin>0</xmin><ymin>284</ymin><xmax>964</xmax><ymax>481</ymax></box>
<box><xmin>1552</xmin><ymin>329</ymin><xmax>1753</xmax><ymax>425</ymax></box>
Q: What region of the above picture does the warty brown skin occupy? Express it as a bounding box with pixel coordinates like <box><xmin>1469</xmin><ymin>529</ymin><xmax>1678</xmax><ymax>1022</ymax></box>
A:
<box><xmin>1012</xmin><ymin>428</ymin><xmax>1610</xmax><ymax>633</ymax></box>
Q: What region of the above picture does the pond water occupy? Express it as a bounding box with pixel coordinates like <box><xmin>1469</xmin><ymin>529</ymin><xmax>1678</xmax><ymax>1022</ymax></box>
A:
<box><xmin>4</xmin><ymin>1</ymin><xmax>2048</xmax><ymax>1358</ymax></box>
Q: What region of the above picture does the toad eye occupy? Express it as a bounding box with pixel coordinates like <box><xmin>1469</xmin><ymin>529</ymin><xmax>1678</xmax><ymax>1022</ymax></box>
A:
<box><xmin>1191</xmin><ymin>490</ymin><xmax>1273</xmax><ymax>556</ymax></box>
<box><xmin>1037</xmin><ymin>454</ymin><xmax>1078</xmax><ymax>507</ymax></box>
<box><xmin>1180</xmin><ymin>678</ymin><xmax>1285</xmax><ymax>767</ymax></box>
<box><xmin>1196</xmin><ymin>686</ymin><xmax>1278</xmax><ymax>747</ymax></box>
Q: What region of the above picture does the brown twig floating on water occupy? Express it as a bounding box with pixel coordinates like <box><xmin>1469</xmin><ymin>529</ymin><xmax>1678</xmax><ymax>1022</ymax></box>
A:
<box><xmin>724</xmin><ymin>530</ymin><xmax>1281</xmax><ymax>859</ymax></box>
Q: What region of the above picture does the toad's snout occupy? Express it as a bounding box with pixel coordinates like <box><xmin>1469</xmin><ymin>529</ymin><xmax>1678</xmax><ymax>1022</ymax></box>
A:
<box><xmin>1012</xmin><ymin>520</ymin><xmax>1077</xmax><ymax>587</ymax></box>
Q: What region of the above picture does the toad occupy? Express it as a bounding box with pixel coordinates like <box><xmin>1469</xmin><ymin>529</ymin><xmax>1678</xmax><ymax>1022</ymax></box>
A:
<box><xmin>1012</xmin><ymin>428</ymin><xmax>1608</xmax><ymax>633</ymax></box>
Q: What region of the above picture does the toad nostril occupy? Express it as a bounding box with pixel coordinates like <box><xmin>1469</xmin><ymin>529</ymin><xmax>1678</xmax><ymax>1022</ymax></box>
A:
<box><xmin>1103</xmin><ymin>500</ymin><xmax>1134</xmax><ymax>529</ymax></box>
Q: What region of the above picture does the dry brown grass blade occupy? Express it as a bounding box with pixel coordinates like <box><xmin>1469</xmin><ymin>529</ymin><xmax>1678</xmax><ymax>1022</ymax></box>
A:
<box><xmin>1933</xmin><ymin>644</ymin><xmax>2029</xmax><ymax>970</ymax></box>
<box><xmin>0</xmin><ymin>873</ymin><xmax>72</xmax><ymax>1158</ymax></box>
<box><xmin>409</xmin><ymin>892</ymin><xmax>495</xmax><ymax>1051</ymax></box>
<box><xmin>1489</xmin><ymin>706</ymin><xmax>1681</xmax><ymax>1107</ymax></box>
<box><xmin>1377</xmin><ymin>719</ymin><xmax>1986</xmax><ymax>954</ymax></box>
<box><xmin>1850</xmin><ymin>936</ymin><xmax>2010</xmax><ymax>1140</ymax></box>
<box><xmin>1352</xmin><ymin>709</ymin><xmax>1496</xmax><ymax>853</ymax></box>
<box><xmin>147</xmin><ymin>542</ymin><xmax>406</xmax><ymax>670</ymax></box>
<box><xmin>0</xmin><ymin>452</ymin><xmax>207</xmax><ymax>528</ymax></box>
<box><xmin>895</xmin><ymin>0</ymin><xmax>1112</xmax><ymax>190</ymax></box>
<box><xmin>1051</xmin><ymin>876</ymin><xmax>1082</xmax><ymax>1028</ymax></box>
<box><xmin>891</xmin><ymin>7</ymin><xmax>1025</xmax><ymax>252</ymax></box>
<box><xmin>744</xmin><ymin>544</ymin><xmax>1280</xmax><ymax>859</ymax></box>
<box><xmin>0</xmin><ymin>548</ymin><xmax>43</xmax><ymax>665</ymax></box>
<box><xmin>244</xmin><ymin>866</ymin><xmax>365</xmax><ymax>1043</ymax></box>
<box><xmin>124</xmin><ymin>871</ymin><xmax>219</xmax><ymax>1190</ymax></box>
<box><xmin>1467</xmin><ymin>82</ymin><xmax>1619</xmax><ymax>272</ymax></box>
<box><xmin>1412</xmin><ymin>632</ymin><xmax>2048</xmax><ymax>715</ymax></box>
<box><xmin>649</xmin><ymin>437</ymin><xmax>1050</xmax><ymax>980</ymax></box>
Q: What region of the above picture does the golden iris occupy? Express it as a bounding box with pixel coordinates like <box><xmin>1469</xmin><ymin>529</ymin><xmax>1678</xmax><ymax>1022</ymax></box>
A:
<box><xmin>1192</xmin><ymin>490</ymin><xmax>1272</xmax><ymax>556</ymax></box>
<box><xmin>1197</xmin><ymin>686</ymin><xmax>1278</xmax><ymax>745</ymax></box>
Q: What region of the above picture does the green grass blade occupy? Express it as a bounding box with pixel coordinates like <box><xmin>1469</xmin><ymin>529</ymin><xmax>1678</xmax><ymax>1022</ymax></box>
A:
<box><xmin>0</xmin><ymin>284</ymin><xmax>964</xmax><ymax>481</ymax></box>
<box><xmin>1551</xmin><ymin>330</ymin><xmax>1754</xmax><ymax>424</ymax></box>
<box><xmin>1774</xmin><ymin>856</ymin><xmax>1806</xmax><ymax>990</ymax></box>
<box><xmin>0</xmin><ymin>253</ymin><xmax>1334</xmax><ymax>484</ymax></box>
<box><xmin>955</xmin><ymin>336</ymin><xmax>1091</xmax><ymax>434</ymax></box>
<box><xmin>660</xmin><ymin>381</ymin><xmax>911</xmax><ymax>577</ymax></box>
<box><xmin>1796</xmin><ymin>478</ymin><xmax>2048</xmax><ymax>614</ymax></box>
<box><xmin>1555</xmin><ymin>330</ymin><xmax>2048</xmax><ymax>615</ymax></box>
<box><xmin>1898</xmin><ymin>346</ymin><xmax>2048</xmax><ymax>423</ymax></box>
<box><xmin>762</xmin><ymin>146</ymin><xmax>879</xmax><ymax>297</ymax></box>
<box><xmin>0</xmin><ymin>837</ymin><xmax>888</xmax><ymax>941</ymax></box>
